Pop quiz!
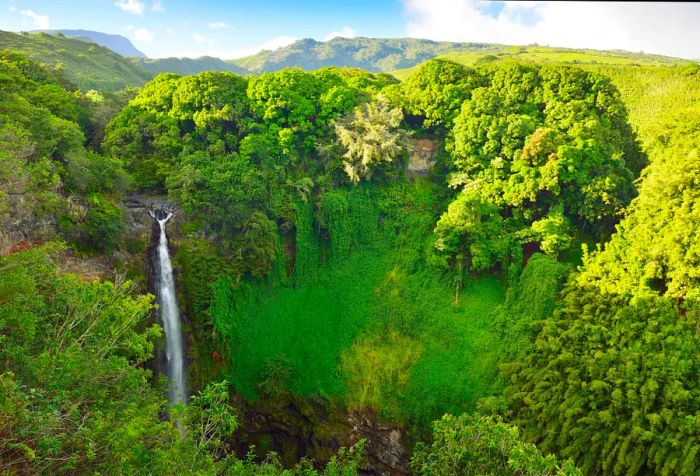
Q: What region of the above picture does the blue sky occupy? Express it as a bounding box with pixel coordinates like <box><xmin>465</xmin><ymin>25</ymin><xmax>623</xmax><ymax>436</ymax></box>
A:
<box><xmin>1</xmin><ymin>1</ymin><xmax>699</xmax><ymax>60</ymax></box>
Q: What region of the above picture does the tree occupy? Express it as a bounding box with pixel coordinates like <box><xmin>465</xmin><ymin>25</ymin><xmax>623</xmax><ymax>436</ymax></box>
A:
<box><xmin>333</xmin><ymin>100</ymin><xmax>410</xmax><ymax>183</ymax></box>
<box><xmin>433</xmin><ymin>63</ymin><xmax>642</xmax><ymax>274</ymax></box>
<box><xmin>410</xmin><ymin>414</ymin><xmax>581</xmax><ymax>476</ymax></box>
<box><xmin>397</xmin><ymin>58</ymin><xmax>485</xmax><ymax>130</ymax></box>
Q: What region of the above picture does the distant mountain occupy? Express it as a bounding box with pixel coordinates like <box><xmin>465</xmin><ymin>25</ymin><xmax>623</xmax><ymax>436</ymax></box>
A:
<box><xmin>0</xmin><ymin>30</ymin><xmax>152</xmax><ymax>91</ymax></box>
<box><xmin>31</xmin><ymin>29</ymin><xmax>146</xmax><ymax>58</ymax></box>
<box><xmin>231</xmin><ymin>37</ymin><xmax>500</xmax><ymax>73</ymax></box>
<box><xmin>131</xmin><ymin>56</ymin><xmax>248</xmax><ymax>76</ymax></box>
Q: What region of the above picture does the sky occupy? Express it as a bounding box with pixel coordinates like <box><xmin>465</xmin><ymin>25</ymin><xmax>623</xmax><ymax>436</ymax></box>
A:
<box><xmin>1</xmin><ymin>1</ymin><xmax>699</xmax><ymax>60</ymax></box>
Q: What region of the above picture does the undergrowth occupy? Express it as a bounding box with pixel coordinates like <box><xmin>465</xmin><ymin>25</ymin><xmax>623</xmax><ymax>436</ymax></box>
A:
<box><xmin>211</xmin><ymin>179</ymin><xmax>508</xmax><ymax>431</ymax></box>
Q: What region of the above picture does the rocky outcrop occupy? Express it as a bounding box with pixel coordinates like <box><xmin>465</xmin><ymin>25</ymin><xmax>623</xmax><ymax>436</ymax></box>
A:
<box><xmin>231</xmin><ymin>394</ymin><xmax>410</xmax><ymax>475</ymax></box>
<box><xmin>123</xmin><ymin>194</ymin><xmax>180</xmax><ymax>245</ymax></box>
<box><xmin>0</xmin><ymin>194</ymin><xmax>58</xmax><ymax>254</ymax></box>
<box><xmin>407</xmin><ymin>138</ymin><xmax>437</xmax><ymax>177</ymax></box>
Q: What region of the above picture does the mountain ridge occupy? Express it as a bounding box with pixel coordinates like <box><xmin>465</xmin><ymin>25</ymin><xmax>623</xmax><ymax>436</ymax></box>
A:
<box><xmin>30</xmin><ymin>29</ymin><xmax>146</xmax><ymax>57</ymax></box>
<box><xmin>230</xmin><ymin>36</ymin><xmax>501</xmax><ymax>73</ymax></box>
<box><xmin>0</xmin><ymin>30</ymin><xmax>152</xmax><ymax>90</ymax></box>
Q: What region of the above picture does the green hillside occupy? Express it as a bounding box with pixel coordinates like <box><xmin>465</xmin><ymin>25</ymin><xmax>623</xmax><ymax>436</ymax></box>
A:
<box><xmin>131</xmin><ymin>56</ymin><xmax>248</xmax><ymax>76</ymax></box>
<box><xmin>0</xmin><ymin>30</ymin><xmax>152</xmax><ymax>91</ymax></box>
<box><xmin>390</xmin><ymin>44</ymin><xmax>695</xmax><ymax>80</ymax></box>
<box><xmin>231</xmin><ymin>36</ymin><xmax>501</xmax><ymax>73</ymax></box>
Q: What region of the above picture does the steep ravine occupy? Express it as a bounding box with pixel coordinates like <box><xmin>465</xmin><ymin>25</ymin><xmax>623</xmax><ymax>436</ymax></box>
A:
<box><xmin>125</xmin><ymin>195</ymin><xmax>411</xmax><ymax>474</ymax></box>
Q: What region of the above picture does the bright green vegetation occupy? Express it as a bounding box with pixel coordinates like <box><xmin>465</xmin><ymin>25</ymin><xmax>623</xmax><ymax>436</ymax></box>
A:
<box><xmin>0</xmin><ymin>30</ymin><xmax>152</xmax><ymax>91</ymax></box>
<box><xmin>441</xmin><ymin>45</ymin><xmax>693</xmax><ymax>67</ymax></box>
<box><xmin>0</xmin><ymin>51</ymin><xmax>364</xmax><ymax>474</ymax></box>
<box><xmin>4</xmin><ymin>29</ymin><xmax>700</xmax><ymax>475</ymax></box>
<box><xmin>580</xmin><ymin>64</ymin><xmax>700</xmax><ymax>148</ymax></box>
<box><xmin>0</xmin><ymin>246</ymin><xmax>364</xmax><ymax>473</ymax></box>
<box><xmin>505</xmin><ymin>88</ymin><xmax>700</xmax><ymax>476</ymax></box>
<box><xmin>131</xmin><ymin>56</ymin><xmax>248</xmax><ymax>76</ymax></box>
<box><xmin>411</xmin><ymin>414</ymin><xmax>581</xmax><ymax>475</ymax></box>
<box><xmin>0</xmin><ymin>50</ymin><xmax>131</xmax><ymax>254</ymax></box>
<box><xmin>210</xmin><ymin>183</ymin><xmax>506</xmax><ymax>427</ymax></box>
<box><xmin>103</xmin><ymin>54</ymin><xmax>643</xmax><ymax>452</ymax></box>
<box><xmin>392</xmin><ymin>59</ymin><xmax>643</xmax><ymax>286</ymax></box>
<box><xmin>390</xmin><ymin>44</ymin><xmax>695</xmax><ymax>80</ymax></box>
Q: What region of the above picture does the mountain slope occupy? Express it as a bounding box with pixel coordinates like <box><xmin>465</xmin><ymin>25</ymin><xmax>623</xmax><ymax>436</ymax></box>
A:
<box><xmin>231</xmin><ymin>37</ymin><xmax>501</xmax><ymax>73</ymax></box>
<box><xmin>390</xmin><ymin>44</ymin><xmax>696</xmax><ymax>80</ymax></box>
<box><xmin>0</xmin><ymin>30</ymin><xmax>152</xmax><ymax>91</ymax></box>
<box><xmin>131</xmin><ymin>56</ymin><xmax>248</xmax><ymax>76</ymax></box>
<box><xmin>32</xmin><ymin>29</ymin><xmax>146</xmax><ymax>57</ymax></box>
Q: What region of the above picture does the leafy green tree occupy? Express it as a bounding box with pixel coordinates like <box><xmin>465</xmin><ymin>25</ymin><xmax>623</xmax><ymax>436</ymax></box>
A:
<box><xmin>333</xmin><ymin>101</ymin><xmax>410</xmax><ymax>182</ymax></box>
<box><xmin>410</xmin><ymin>414</ymin><xmax>581</xmax><ymax>476</ymax></box>
<box><xmin>185</xmin><ymin>380</ymin><xmax>238</xmax><ymax>463</ymax></box>
<box><xmin>0</xmin><ymin>245</ymin><xmax>182</xmax><ymax>474</ymax></box>
<box><xmin>433</xmin><ymin>63</ymin><xmax>642</xmax><ymax>274</ymax></box>
<box><xmin>433</xmin><ymin>189</ymin><xmax>509</xmax><ymax>271</ymax></box>
<box><xmin>397</xmin><ymin>58</ymin><xmax>485</xmax><ymax>130</ymax></box>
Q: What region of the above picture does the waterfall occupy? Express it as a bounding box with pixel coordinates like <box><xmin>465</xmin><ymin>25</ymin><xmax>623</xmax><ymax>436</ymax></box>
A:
<box><xmin>151</xmin><ymin>210</ymin><xmax>187</xmax><ymax>405</ymax></box>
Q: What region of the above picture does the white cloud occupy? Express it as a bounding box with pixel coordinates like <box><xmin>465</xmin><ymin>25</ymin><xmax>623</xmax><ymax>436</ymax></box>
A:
<box><xmin>9</xmin><ymin>6</ymin><xmax>17</xmax><ymax>12</ymax></box>
<box><xmin>126</xmin><ymin>25</ymin><xmax>154</xmax><ymax>43</ymax></box>
<box><xmin>152</xmin><ymin>0</ymin><xmax>165</xmax><ymax>12</ymax></box>
<box><xmin>260</xmin><ymin>35</ymin><xmax>297</xmax><ymax>51</ymax></box>
<box><xmin>323</xmin><ymin>26</ymin><xmax>356</xmax><ymax>41</ymax></box>
<box><xmin>152</xmin><ymin>35</ymin><xmax>298</xmax><ymax>60</ymax></box>
<box><xmin>115</xmin><ymin>0</ymin><xmax>145</xmax><ymax>16</ymax></box>
<box><xmin>192</xmin><ymin>33</ymin><xmax>216</xmax><ymax>46</ymax></box>
<box><xmin>20</xmin><ymin>9</ymin><xmax>49</xmax><ymax>30</ymax></box>
<box><xmin>164</xmin><ymin>25</ymin><xmax>175</xmax><ymax>37</ymax></box>
<box><xmin>207</xmin><ymin>21</ymin><xmax>230</xmax><ymax>30</ymax></box>
<box><xmin>402</xmin><ymin>1</ymin><xmax>700</xmax><ymax>60</ymax></box>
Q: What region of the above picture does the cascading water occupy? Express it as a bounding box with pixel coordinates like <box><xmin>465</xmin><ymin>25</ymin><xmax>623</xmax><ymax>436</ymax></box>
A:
<box><xmin>151</xmin><ymin>210</ymin><xmax>187</xmax><ymax>405</ymax></box>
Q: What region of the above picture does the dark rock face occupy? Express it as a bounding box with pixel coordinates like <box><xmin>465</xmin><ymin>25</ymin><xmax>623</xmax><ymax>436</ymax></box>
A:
<box><xmin>231</xmin><ymin>394</ymin><xmax>410</xmax><ymax>475</ymax></box>
<box><xmin>0</xmin><ymin>194</ymin><xmax>57</xmax><ymax>254</ymax></box>
<box><xmin>123</xmin><ymin>194</ymin><xmax>180</xmax><ymax>244</ymax></box>
<box><xmin>407</xmin><ymin>138</ymin><xmax>437</xmax><ymax>178</ymax></box>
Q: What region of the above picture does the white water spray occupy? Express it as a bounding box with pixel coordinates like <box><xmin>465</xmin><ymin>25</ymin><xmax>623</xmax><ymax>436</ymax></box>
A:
<box><xmin>151</xmin><ymin>210</ymin><xmax>187</xmax><ymax>405</ymax></box>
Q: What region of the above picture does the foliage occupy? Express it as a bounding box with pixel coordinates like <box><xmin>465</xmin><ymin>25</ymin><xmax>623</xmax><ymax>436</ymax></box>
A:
<box><xmin>390</xmin><ymin>44</ymin><xmax>694</xmax><ymax>81</ymax></box>
<box><xmin>494</xmin><ymin>254</ymin><xmax>570</xmax><ymax>359</ymax></box>
<box><xmin>333</xmin><ymin>100</ymin><xmax>410</xmax><ymax>182</ymax></box>
<box><xmin>505</xmin><ymin>108</ymin><xmax>700</xmax><ymax>474</ymax></box>
<box><xmin>426</xmin><ymin>62</ymin><xmax>643</xmax><ymax>277</ymax></box>
<box><xmin>0</xmin><ymin>245</ymin><xmax>178</xmax><ymax>474</ymax></box>
<box><xmin>62</xmin><ymin>149</ymin><xmax>130</xmax><ymax>195</ymax></box>
<box><xmin>340</xmin><ymin>332</ymin><xmax>421</xmax><ymax>414</ymax></box>
<box><xmin>0</xmin><ymin>31</ymin><xmax>152</xmax><ymax>91</ymax></box>
<box><xmin>212</xmin><ymin>181</ymin><xmax>507</xmax><ymax>427</ymax></box>
<box><xmin>185</xmin><ymin>380</ymin><xmax>238</xmax><ymax>462</ymax></box>
<box><xmin>395</xmin><ymin>58</ymin><xmax>485</xmax><ymax>129</ymax></box>
<box><xmin>222</xmin><ymin>439</ymin><xmax>366</xmax><ymax>475</ymax></box>
<box><xmin>103</xmin><ymin>71</ymin><xmax>248</xmax><ymax>189</ymax></box>
<box><xmin>410</xmin><ymin>414</ymin><xmax>581</xmax><ymax>476</ymax></box>
<box><xmin>4</xmin><ymin>32</ymin><xmax>696</xmax><ymax>475</ymax></box>
<box><xmin>0</xmin><ymin>51</ymin><xmax>129</xmax><ymax>253</ymax></box>
<box><xmin>0</xmin><ymin>245</ymin><xmax>367</xmax><ymax>474</ymax></box>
